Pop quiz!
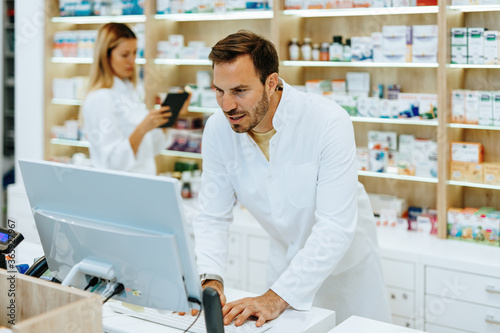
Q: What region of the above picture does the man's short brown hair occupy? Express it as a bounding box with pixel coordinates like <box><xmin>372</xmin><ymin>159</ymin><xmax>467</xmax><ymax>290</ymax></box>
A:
<box><xmin>209</xmin><ymin>30</ymin><xmax>279</xmax><ymax>85</ymax></box>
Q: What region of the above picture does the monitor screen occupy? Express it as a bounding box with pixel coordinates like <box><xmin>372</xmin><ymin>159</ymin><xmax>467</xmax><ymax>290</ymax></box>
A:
<box><xmin>19</xmin><ymin>159</ymin><xmax>202</xmax><ymax>312</ymax></box>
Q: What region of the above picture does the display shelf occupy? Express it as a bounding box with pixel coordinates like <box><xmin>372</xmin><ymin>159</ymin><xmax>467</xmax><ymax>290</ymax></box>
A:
<box><xmin>51</xmin><ymin>57</ymin><xmax>146</xmax><ymax>64</ymax></box>
<box><xmin>351</xmin><ymin>117</ymin><xmax>438</xmax><ymax>126</ymax></box>
<box><xmin>154</xmin><ymin>58</ymin><xmax>211</xmax><ymax>66</ymax></box>
<box><xmin>448</xmin><ymin>123</ymin><xmax>500</xmax><ymax>130</ymax></box>
<box><xmin>51</xmin><ymin>138</ymin><xmax>90</xmax><ymax>148</ymax></box>
<box><xmin>448</xmin><ymin>180</ymin><xmax>500</xmax><ymax>191</ymax></box>
<box><xmin>159</xmin><ymin>150</ymin><xmax>202</xmax><ymax>159</ymax></box>
<box><xmin>52</xmin><ymin>98</ymin><xmax>82</xmax><ymax>106</ymax></box>
<box><xmin>447</xmin><ymin>4</ymin><xmax>500</xmax><ymax>12</ymax></box>
<box><xmin>283</xmin><ymin>6</ymin><xmax>439</xmax><ymax>17</ymax></box>
<box><xmin>358</xmin><ymin>170</ymin><xmax>438</xmax><ymax>183</ymax></box>
<box><xmin>188</xmin><ymin>106</ymin><xmax>218</xmax><ymax>113</ymax></box>
<box><xmin>155</xmin><ymin>10</ymin><xmax>273</xmax><ymax>21</ymax></box>
<box><xmin>282</xmin><ymin>60</ymin><xmax>439</xmax><ymax>68</ymax></box>
<box><xmin>51</xmin><ymin>15</ymin><xmax>146</xmax><ymax>24</ymax></box>
<box><xmin>447</xmin><ymin>64</ymin><xmax>500</xmax><ymax>69</ymax></box>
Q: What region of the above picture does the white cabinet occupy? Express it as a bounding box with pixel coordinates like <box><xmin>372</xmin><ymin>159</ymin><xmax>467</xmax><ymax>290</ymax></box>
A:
<box><xmin>424</xmin><ymin>266</ymin><xmax>500</xmax><ymax>333</ymax></box>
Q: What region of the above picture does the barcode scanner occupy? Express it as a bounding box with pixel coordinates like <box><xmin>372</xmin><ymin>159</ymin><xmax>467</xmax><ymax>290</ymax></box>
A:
<box><xmin>203</xmin><ymin>287</ymin><xmax>225</xmax><ymax>333</ymax></box>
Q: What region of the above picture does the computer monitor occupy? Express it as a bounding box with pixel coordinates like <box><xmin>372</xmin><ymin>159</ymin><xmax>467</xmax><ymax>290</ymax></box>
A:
<box><xmin>18</xmin><ymin>159</ymin><xmax>202</xmax><ymax>312</ymax></box>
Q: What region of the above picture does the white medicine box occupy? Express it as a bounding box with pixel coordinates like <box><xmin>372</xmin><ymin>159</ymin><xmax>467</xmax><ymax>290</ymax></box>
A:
<box><xmin>451</xmin><ymin>28</ymin><xmax>468</xmax><ymax>64</ymax></box>
<box><xmin>484</xmin><ymin>31</ymin><xmax>499</xmax><ymax>65</ymax></box>
<box><xmin>468</xmin><ymin>28</ymin><xmax>485</xmax><ymax>64</ymax></box>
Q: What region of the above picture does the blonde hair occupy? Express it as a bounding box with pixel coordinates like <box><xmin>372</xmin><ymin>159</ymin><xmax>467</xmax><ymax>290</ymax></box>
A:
<box><xmin>87</xmin><ymin>23</ymin><xmax>137</xmax><ymax>93</ymax></box>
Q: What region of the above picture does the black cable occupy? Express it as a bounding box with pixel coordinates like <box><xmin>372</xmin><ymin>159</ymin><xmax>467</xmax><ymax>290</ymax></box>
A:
<box><xmin>24</xmin><ymin>256</ymin><xmax>48</xmax><ymax>278</ymax></box>
<box><xmin>183</xmin><ymin>299</ymin><xmax>202</xmax><ymax>333</ymax></box>
<box><xmin>84</xmin><ymin>277</ymin><xmax>99</xmax><ymax>291</ymax></box>
<box><xmin>102</xmin><ymin>283</ymin><xmax>125</xmax><ymax>304</ymax></box>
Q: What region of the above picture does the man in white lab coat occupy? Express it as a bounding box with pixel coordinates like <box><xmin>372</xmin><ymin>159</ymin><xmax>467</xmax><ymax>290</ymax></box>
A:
<box><xmin>193</xmin><ymin>30</ymin><xmax>391</xmax><ymax>327</ymax></box>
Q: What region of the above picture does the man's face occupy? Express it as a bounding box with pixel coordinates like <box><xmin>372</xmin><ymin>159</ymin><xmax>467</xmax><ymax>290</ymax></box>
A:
<box><xmin>213</xmin><ymin>54</ymin><xmax>270</xmax><ymax>133</ymax></box>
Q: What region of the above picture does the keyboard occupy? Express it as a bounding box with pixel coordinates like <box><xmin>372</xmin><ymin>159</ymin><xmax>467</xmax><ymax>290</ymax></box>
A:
<box><xmin>106</xmin><ymin>301</ymin><xmax>273</xmax><ymax>333</ymax></box>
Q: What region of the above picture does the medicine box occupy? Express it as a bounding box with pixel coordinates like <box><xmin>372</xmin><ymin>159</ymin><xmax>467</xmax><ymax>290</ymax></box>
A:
<box><xmin>382</xmin><ymin>25</ymin><xmax>407</xmax><ymax>62</ymax></box>
<box><xmin>451</xmin><ymin>90</ymin><xmax>466</xmax><ymax>123</ymax></box>
<box><xmin>346</xmin><ymin>72</ymin><xmax>370</xmax><ymax>94</ymax></box>
<box><xmin>371</xmin><ymin>32</ymin><xmax>384</xmax><ymax>62</ymax></box>
<box><xmin>397</xmin><ymin>93</ymin><xmax>420</xmax><ymax>118</ymax></box>
<box><xmin>369</xmin><ymin>149</ymin><xmax>388</xmax><ymax>172</ymax></box>
<box><xmin>483</xmin><ymin>162</ymin><xmax>500</xmax><ymax>185</ymax></box>
<box><xmin>478</xmin><ymin>92</ymin><xmax>493</xmax><ymax>125</ymax></box>
<box><xmin>413</xmin><ymin>139</ymin><xmax>437</xmax><ymax>178</ymax></box>
<box><xmin>368</xmin><ymin>130</ymin><xmax>398</xmax><ymax>150</ymax></box>
<box><xmin>450</xmin><ymin>162</ymin><xmax>483</xmax><ymax>183</ymax></box>
<box><xmin>468</xmin><ymin>28</ymin><xmax>485</xmax><ymax>64</ymax></box>
<box><xmin>351</xmin><ymin>37</ymin><xmax>373</xmax><ymax>62</ymax></box>
<box><xmin>451</xmin><ymin>28</ymin><xmax>468</xmax><ymax>64</ymax></box>
<box><xmin>484</xmin><ymin>31</ymin><xmax>499</xmax><ymax>65</ymax></box>
<box><xmin>418</xmin><ymin>94</ymin><xmax>438</xmax><ymax>119</ymax></box>
<box><xmin>447</xmin><ymin>207</ymin><xmax>463</xmax><ymax>239</ymax></box>
<box><xmin>493</xmin><ymin>91</ymin><xmax>500</xmax><ymax>126</ymax></box>
<box><xmin>0</xmin><ymin>270</ymin><xmax>102</xmax><ymax>333</ymax></box>
<box><xmin>412</xmin><ymin>25</ymin><xmax>438</xmax><ymax>63</ymax></box>
<box><xmin>379</xmin><ymin>99</ymin><xmax>398</xmax><ymax>118</ymax></box>
<box><xmin>356</xmin><ymin>148</ymin><xmax>369</xmax><ymax>170</ymax></box>
<box><xmin>451</xmin><ymin>141</ymin><xmax>484</xmax><ymax>163</ymax></box>
<box><xmin>465</xmin><ymin>90</ymin><xmax>480</xmax><ymax>124</ymax></box>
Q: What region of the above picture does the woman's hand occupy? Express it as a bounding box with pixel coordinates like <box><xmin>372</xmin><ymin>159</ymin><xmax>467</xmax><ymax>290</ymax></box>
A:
<box><xmin>141</xmin><ymin>106</ymin><xmax>172</xmax><ymax>132</ymax></box>
<box><xmin>129</xmin><ymin>106</ymin><xmax>172</xmax><ymax>155</ymax></box>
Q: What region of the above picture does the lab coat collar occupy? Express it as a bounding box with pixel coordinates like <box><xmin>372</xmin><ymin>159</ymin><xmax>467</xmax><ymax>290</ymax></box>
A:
<box><xmin>112</xmin><ymin>76</ymin><xmax>134</xmax><ymax>93</ymax></box>
<box><xmin>271</xmin><ymin>78</ymin><xmax>292</xmax><ymax>132</ymax></box>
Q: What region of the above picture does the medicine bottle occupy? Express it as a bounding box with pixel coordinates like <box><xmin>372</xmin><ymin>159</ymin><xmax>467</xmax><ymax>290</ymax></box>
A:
<box><xmin>288</xmin><ymin>38</ymin><xmax>300</xmax><ymax>61</ymax></box>
<box><xmin>301</xmin><ymin>38</ymin><xmax>312</xmax><ymax>61</ymax></box>
<box><xmin>312</xmin><ymin>43</ymin><xmax>320</xmax><ymax>61</ymax></box>
<box><xmin>320</xmin><ymin>42</ymin><xmax>330</xmax><ymax>61</ymax></box>
<box><xmin>343</xmin><ymin>38</ymin><xmax>352</xmax><ymax>62</ymax></box>
<box><xmin>329</xmin><ymin>35</ymin><xmax>343</xmax><ymax>61</ymax></box>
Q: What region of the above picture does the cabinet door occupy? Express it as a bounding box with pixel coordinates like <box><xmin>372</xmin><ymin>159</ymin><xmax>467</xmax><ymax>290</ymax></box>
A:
<box><xmin>387</xmin><ymin>287</ymin><xmax>415</xmax><ymax>318</ymax></box>
<box><xmin>382</xmin><ymin>258</ymin><xmax>415</xmax><ymax>290</ymax></box>
<box><xmin>247</xmin><ymin>235</ymin><xmax>269</xmax><ymax>262</ymax></box>
<box><xmin>426</xmin><ymin>266</ymin><xmax>500</xmax><ymax>308</ymax></box>
<box><xmin>425</xmin><ymin>295</ymin><xmax>500</xmax><ymax>333</ymax></box>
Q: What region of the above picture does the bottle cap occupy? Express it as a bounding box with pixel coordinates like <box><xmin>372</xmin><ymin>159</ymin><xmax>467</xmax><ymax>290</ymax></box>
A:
<box><xmin>333</xmin><ymin>36</ymin><xmax>342</xmax><ymax>43</ymax></box>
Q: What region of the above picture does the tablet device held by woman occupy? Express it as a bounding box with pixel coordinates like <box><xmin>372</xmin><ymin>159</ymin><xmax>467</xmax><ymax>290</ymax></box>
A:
<box><xmin>159</xmin><ymin>91</ymin><xmax>190</xmax><ymax>128</ymax></box>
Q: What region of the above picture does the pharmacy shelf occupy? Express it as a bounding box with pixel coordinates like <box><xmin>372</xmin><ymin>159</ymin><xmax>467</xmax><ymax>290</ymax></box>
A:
<box><xmin>51</xmin><ymin>57</ymin><xmax>146</xmax><ymax>64</ymax></box>
<box><xmin>448</xmin><ymin>123</ymin><xmax>500</xmax><ymax>130</ymax></box>
<box><xmin>188</xmin><ymin>106</ymin><xmax>218</xmax><ymax>113</ymax></box>
<box><xmin>51</xmin><ymin>138</ymin><xmax>90</xmax><ymax>148</ymax></box>
<box><xmin>448</xmin><ymin>180</ymin><xmax>500</xmax><ymax>191</ymax></box>
<box><xmin>51</xmin><ymin>15</ymin><xmax>146</xmax><ymax>24</ymax></box>
<box><xmin>50</xmin><ymin>139</ymin><xmax>202</xmax><ymax>159</ymax></box>
<box><xmin>358</xmin><ymin>170</ymin><xmax>438</xmax><ymax>183</ymax></box>
<box><xmin>282</xmin><ymin>60</ymin><xmax>439</xmax><ymax>68</ymax></box>
<box><xmin>159</xmin><ymin>150</ymin><xmax>202</xmax><ymax>159</ymax></box>
<box><xmin>447</xmin><ymin>64</ymin><xmax>500</xmax><ymax>69</ymax></box>
<box><xmin>52</xmin><ymin>98</ymin><xmax>83</xmax><ymax>106</ymax></box>
<box><xmin>154</xmin><ymin>58</ymin><xmax>211</xmax><ymax>65</ymax></box>
<box><xmin>283</xmin><ymin>6</ymin><xmax>438</xmax><ymax>17</ymax></box>
<box><xmin>351</xmin><ymin>117</ymin><xmax>438</xmax><ymax>126</ymax></box>
<box><xmin>155</xmin><ymin>10</ymin><xmax>273</xmax><ymax>21</ymax></box>
<box><xmin>448</xmin><ymin>4</ymin><xmax>500</xmax><ymax>12</ymax></box>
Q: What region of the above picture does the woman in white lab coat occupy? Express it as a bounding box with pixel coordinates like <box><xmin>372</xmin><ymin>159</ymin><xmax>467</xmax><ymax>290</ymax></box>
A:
<box><xmin>82</xmin><ymin>23</ymin><xmax>183</xmax><ymax>175</ymax></box>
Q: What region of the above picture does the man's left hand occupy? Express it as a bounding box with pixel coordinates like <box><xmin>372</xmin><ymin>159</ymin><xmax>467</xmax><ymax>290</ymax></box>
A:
<box><xmin>222</xmin><ymin>289</ymin><xmax>288</xmax><ymax>327</ymax></box>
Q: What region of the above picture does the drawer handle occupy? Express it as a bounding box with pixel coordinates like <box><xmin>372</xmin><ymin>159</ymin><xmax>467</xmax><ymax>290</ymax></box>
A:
<box><xmin>485</xmin><ymin>284</ymin><xmax>500</xmax><ymax>294</ymax></box>
<box><xmin>485</xmin><ymin>314</ymin><xmax>500</xmax><ymax>325</ymax></box>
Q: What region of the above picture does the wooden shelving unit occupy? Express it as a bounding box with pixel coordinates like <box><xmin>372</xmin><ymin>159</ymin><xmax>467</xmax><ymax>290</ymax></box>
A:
<box><xmin>43</xmin><ymin>0</ymin><xmax>500</xmax><ymax>239</ymax></box>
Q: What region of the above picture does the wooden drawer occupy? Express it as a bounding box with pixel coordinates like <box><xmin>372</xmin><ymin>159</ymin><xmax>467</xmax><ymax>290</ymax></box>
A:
<box><xmin>382</xmin><ymin>258</ymin><xmax>415</xmax><ymax>290</ymax></box>
<box><xmin>387</xmin><ymin>287</ymin><xmax>415</xmax><ymax>318</ymax></box>
<box><xmin>426</xmin><ymin>266</ymin><xmax>500</xmax><ymax>308</ymax></box>
<box><xmin>425</xmin><ymin>295</ymin><xmax>500</xmax><ymax>333</ymax></box>
<box><xmin>247</xmin><ymin>235</ymin><xmax>269</xmax><ymax>262</ymax></box>
<box><xmin>391</xmin><ymin>315</ymin><xmax>415</xmax><ymax>329</ymax></box>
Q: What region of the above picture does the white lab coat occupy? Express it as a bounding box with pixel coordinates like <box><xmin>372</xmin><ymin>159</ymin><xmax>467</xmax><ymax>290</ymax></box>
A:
<box><xmin>193</xmin><ymin>80</ymin><xmax>391</xmax><ymax>323</ymax></box>
<box><xmin>82</xmin><ymin>77</ymin><xmax>170</xmax><ymax>175</ymax></box>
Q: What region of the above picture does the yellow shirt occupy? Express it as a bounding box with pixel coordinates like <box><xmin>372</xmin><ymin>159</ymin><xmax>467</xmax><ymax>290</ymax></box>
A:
<box><xmin>249</xmin><ymin>128</ymin><xmax>276</xmax><ymax>161</ymax></box>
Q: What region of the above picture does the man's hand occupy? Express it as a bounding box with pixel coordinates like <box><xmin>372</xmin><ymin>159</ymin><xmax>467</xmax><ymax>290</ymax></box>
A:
<box><xmin>222</xmin><ymin>289</ymin><xmax>288</xmax><ymax>327</ymax></box>
<box><xmin>178</xmin><ymin>280</ymin><xmax>226</xmax><ymax>316</ymax></box>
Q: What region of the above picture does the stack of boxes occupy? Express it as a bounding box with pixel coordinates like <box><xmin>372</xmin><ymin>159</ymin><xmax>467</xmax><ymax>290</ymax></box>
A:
<box><xmin>452</xmin><ymin>90</ymin><xmax>500</xmax><ymax>126</ymax></box>
<box><xmin>157</xmin><ymin>35</ymin><xmax>212</xmax><ymax>60</ymax></box>
<box><xmin>448</xmin><ymin>207</ymin><xmax>500</xmax><ymax>247</ymax></box>
<box><xmin>450</xmin><ymin>142</ymin><xmax>500</xmax><ymax>185</ymax></box>
<box><xmin>357</xmin><ymin>131</ymin><xmax>437</xmax><ymax>178</ymax></box>
<box><xmin>451</xmin><ymin>27</ymin><xmax>499</xmax><ymax>65</ymax></box>
<box><xmin>59</xmin><ymin>0</ymin><xmax>145</xmax><ymax>16</ymax></box>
